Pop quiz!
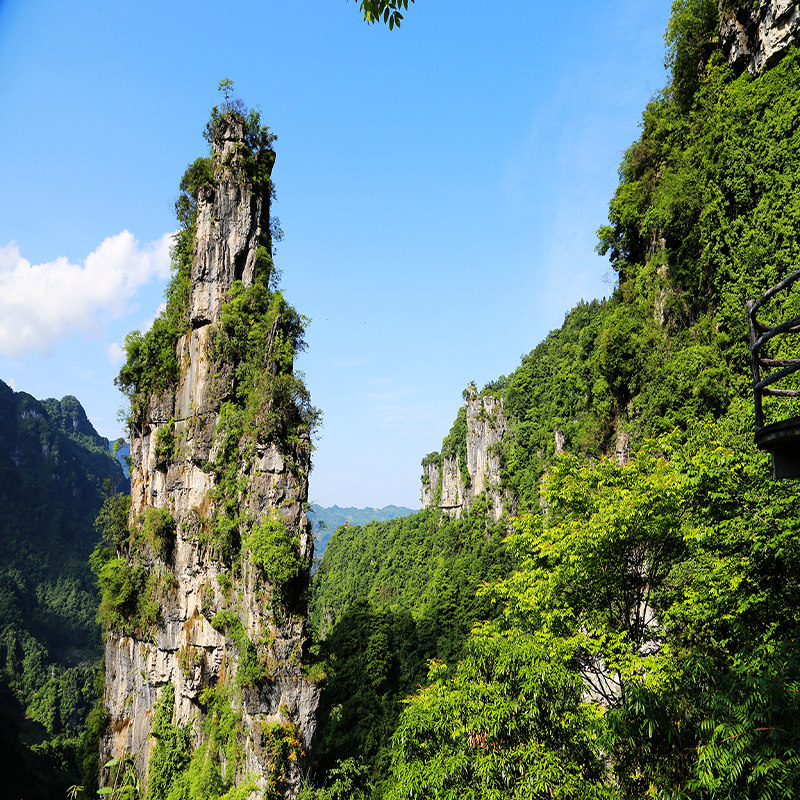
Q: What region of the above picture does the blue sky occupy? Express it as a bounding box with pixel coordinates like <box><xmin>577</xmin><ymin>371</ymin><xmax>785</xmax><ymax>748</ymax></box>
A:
<box><xmin>0</xmin><ymin>0</ymin><xmax>672</xmax><ymax>508</ymax></box>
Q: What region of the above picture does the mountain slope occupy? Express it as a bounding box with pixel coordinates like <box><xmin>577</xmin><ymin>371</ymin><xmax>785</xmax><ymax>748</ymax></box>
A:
<box><xmin>309</xmin><ymin>7</ymin><xmax>800</xmax><ymax>798</ymax></box>
<box><xmin>308</xmin><ymin>504</ymin><xmax>416</xmax><ymax>556</ymax></box>
<box><xmin>0</xmin><ymin>379</ymin><xmax>127</xmax><ymax>798</ymax></box>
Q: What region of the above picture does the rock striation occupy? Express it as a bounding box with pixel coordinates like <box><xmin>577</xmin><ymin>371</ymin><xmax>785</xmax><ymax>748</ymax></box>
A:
<box><xmin>101</xmin><ymin>113</ymin><xmax>318</xmax><ymax>798</ymax></box>
<box><xmin>420</xmin><ymin>385</ymin><xmax>509</xmax><ymax>522</ymax></box>
<box><xmin>719</xmin><ymin>0</ymin><xmax>800</xmax><ymax>76</ymax></box>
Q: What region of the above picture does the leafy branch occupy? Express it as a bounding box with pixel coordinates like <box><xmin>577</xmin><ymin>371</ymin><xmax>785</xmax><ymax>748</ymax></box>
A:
<box><xmin>351</xmin><ymin>0</ymin><xmax>414</xmax><ymax>29</ymax></box>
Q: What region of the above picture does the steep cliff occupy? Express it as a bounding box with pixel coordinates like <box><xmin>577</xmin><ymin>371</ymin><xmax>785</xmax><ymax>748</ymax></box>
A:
<box><xmin>420</xmin><ymin>385</ymin><xmax>509</xmax><ymax>522</ymax></box>
<box><xmin>98</xmin><ymin>103</ymin><xmax>319</xmax><ymax>798</ymax></box>
<box><xmin>720</xmin><ymin>0</ymin><xmax>800</xmax><ymax>76</ymax></box>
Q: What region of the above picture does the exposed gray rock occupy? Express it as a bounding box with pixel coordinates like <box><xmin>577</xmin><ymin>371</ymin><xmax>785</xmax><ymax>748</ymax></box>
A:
<box><xmin>554</xmin><ymin>428</ymin><xmax>565</xmax><ymax>456</ymax></box>
<box><xmin>720</xmin><ymin>0</ymin><xmax>800</xmax><ymax>76</ymax></box>
<box><xmin>420</xmin><ymin>386</ymin><xmax>509</xmax><ymax>522</ymax></box>
<box><xmin>615</xmin><ymin>429</ymin><xmax>631</xmax><ymax>466</ymax></box>
<box><xmin>102</xmin><ymin>117</ymin><xmax>318</xmax><ymax>798</ymax></box>
<box><xmin>189</xmin><ymin>116</ymin><xmax>273</xmax><ymax>326</ymax></box>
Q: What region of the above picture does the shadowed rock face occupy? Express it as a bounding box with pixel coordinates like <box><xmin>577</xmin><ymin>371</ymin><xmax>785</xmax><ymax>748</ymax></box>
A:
<box><xmin>102</xmin><ymin>116</ymin><xmax>318</xmax><ymax>798</ymax></box>
<box><xmin>720</xmin><ymin>0</ymin><xmax>800</xmax><ymax>76</ymax></box>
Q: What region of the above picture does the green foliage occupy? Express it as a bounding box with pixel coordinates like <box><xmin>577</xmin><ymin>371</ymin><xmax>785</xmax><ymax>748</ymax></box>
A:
<box><xmin>308</xmin><ymin>504</ymin><xmax>416</xmax><ymax>557</ymax></box>
<box><xmin>262</xmin><ymin>720</ymin><xmax>304</xmax><ymax>799</ymax></box>
<box><xmin>204</xmin><ymin>81</ymin><xmax>278</xmax><ymax>196</ymax></box>
<box><xmin>140</xmin><ymin>680</ymin><xmax>256</xmax><ymax>800</ymax></box>
<box><xmin>490</xmin><ymin>443</ymin><xmax>688</xmax><ymax>695</ymax></box>
<box><xmin>145</xmin><ymin>683</ymin><xmax>192</xmax><ymax>800</ymax></box>
<box><xmin>141</xmin><ymin>507</ymin><xmax>176</xmax><ymax>562</ymax></box>
<box><xmin>297</xmin><ymin>758</ymin><xmax>373</xmax><ymax>800</ymax></box>
<box><xmin>116</xmin><ymin>87</ymin><xmax>285</xmax><ymax>423</ymax></box>
<box><xmin>100</xmin><ymin>753</ymin><xmax>141</xmax><ymax>800</ymax></box>
<box><xmin>153</xmin><ymin>419</ymin><xmax>175</xmax><ymax>467</ymax></box>
<box><xmin>92</xmin><ymin>491</ymin><xmax>177</xmax><ymax>636</ymax></box>
<box><xmin>388</xmin><ymin>424</ymin><xmax>800</xmax><ymax>797</ymax></box>
<box><xmin>439</xmin><ymin>406</ymin><xmax>469</xmax><ymax>488</ymax></box>
<box><xmin>389</xmin><ymin>630</ymin><xmax>609</xmax><ymax>800</ymax></box>
<box><xmin>114</xmin><ymin>88</ymin><xmax>318</xmax><ymax>600</ymax></box>
<box><xmin>423</xmin><ymin>43</ymin><xmax>800</xmax><ymax>514</ymax></box>
<box><xmin>312</xmin><ymin>7</ymin><xmax>800</xmax><ymax>799</ymax></box>
<box><xmin>210</xmin><ymin>609</ymin><xmax>272</xmax><ymax>685</ymax></box>
<box><xmin>207</xmin><ymin>279</ymin><xmax>319</xmax><ymax>448</ymax></box>
<box><xmin>116</xmin><ymin>316</ymin><xmax>183</xmax><ymax>421</ymax></box>
<box><xmin>494</xmin><ymin>299</ymin><xmax>609</xmax><ymax>509</ymax></box>
<box><xmin>174</xmin><ymin>157</ymin><xmax>213</xmax><ymax>229</ymax></box>
<box><xmin>94</xmin><ymin>484</ymin><xmax>131</xmax><ymax>550</ymax></box>
<box><xmin>352</xmin><ymin>0</ymin><xmax>414</xmax><ymax>29</ymax></box>
<box><xmin>78</xmin><ymin>665</ymin><xmax>110</xmax><ymax>797</ymax></box>
<box><xmin>247</xmin><ymin>514</ymin><xmax>302</xmax><ymax>585</ymax></box>
<box><xmin>186</xmin><ymin>683</ymin><xmax>245</xmax><ymax>798</ymax></box>
<box><xmin>0</xmin><ymin>384</ymin><xmax>125</xmax><ymax>798</ymax></box>
<box><xmin>309</xmin><ymin>500</ymin><xmax>513</xmax><ymax>793</ymax></box>
<box><xmin>200</xmin><ymin>276</ymin><xmax>318</xmax><ymax>577</ymax></box>
<box><xmin>665</xmin><ymin>0</ymin><xmax>720</xmax><ymax>110</ymax></box>
<box><xmin>94</xmin><ymin>559</ymin><xmax>149</xmax><ymax>633</ymax></box>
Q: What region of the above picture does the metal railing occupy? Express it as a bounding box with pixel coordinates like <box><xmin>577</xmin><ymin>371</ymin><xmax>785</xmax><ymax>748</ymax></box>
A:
<box><xmin>747</xmin><ymin>268</ymin><xmax>800</xmax><ymax>431</ymax></box>
<box><xmin>747</xmin><ymin>269</ymin><xmax>800</xmax><ymax>478</ymax></box>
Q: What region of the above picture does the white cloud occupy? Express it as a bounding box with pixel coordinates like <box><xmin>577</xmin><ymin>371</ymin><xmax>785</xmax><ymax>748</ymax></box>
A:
<box><xmin>105</xmin><ymin>342</ymin><xmax>125</xmax><ymax>365</ymax></box>
<box><xmin>0</xmin><ymin>231</ymin><xmax>174</xmax><ymax>356</ymax></box>
<box><xmin>7</xmin><ymin>378</ymin><xmax>16</xmax><ymax>391</ymax></box>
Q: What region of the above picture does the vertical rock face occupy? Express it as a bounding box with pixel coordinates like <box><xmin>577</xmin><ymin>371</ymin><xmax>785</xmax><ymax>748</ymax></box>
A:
<box><xmin>102</xmin><ymin>113</ymin><xmax>318</xmax><ymax>798</ymax></box>
<box><xmin>720</xmin><ymin>0</ymin><xmax>800</xmax><ymax>76</ymax></box>
<box><xmin>420</xmin><ymin>387</ymin><xmax>509</xmax><ymax>522</ymax></box>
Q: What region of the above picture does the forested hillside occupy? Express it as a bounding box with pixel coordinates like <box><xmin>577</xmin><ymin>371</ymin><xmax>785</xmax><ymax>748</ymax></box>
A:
<box><xmin>307</xmin><ymin>2</ymin><xmax>800</xmax><ymax>797</ymax></box>
<box><xmin>309</xmin><ymin>499</ymin><xmax>512</xmax><ymax>795</ymax></box>
<box><xmin>0</xmin><ymin>379</ymin><xmax>127</xmax><ymax>798</ymax></box>
<box><xmin>308</xmin><ymin>504</ymin><xmax>416</xmax><ymax>556</ymax></box>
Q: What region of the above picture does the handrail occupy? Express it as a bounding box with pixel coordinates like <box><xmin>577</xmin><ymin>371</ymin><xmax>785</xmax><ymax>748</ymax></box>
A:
<box><xmin>748</xmin><ymin>270</ymin><xmax>800</xmax><ymax>431</ymax></box>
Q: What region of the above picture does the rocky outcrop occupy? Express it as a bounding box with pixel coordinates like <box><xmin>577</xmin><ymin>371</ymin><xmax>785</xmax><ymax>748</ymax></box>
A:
<box><xmin>720</xmin><ymin>0</ymin><xmax>800</xmax><ymax>76</ymax></box>
<box><xmin>102</xmin><ymin>113</ymin><xmax>318</xmax><ymax>797</ymax></box>
<box><xmin>420</xmin><ymin>386</ymin><xmax>509</xmax><ymax>522</ymax></box>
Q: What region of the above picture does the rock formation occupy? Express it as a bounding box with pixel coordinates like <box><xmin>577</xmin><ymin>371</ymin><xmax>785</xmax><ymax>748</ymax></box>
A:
<box><xmin>420</xmin><ymin>385</ymin><xmax>509</xmax><ymax>522</ymax></box>
<box><xmin>101</xmin><ymin>111</ymin><xmax>319</xmax><ymax>798</ymax></box>
<box><xmin>720</xmin><ymin>0</ymin><xmax>800</xmax><ymax>76</ymax></box>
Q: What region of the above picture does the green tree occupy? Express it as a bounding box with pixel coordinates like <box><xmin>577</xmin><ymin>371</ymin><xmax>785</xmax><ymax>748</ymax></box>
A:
<box><xmin>389</xmin><ymin>425</ymin><xmax>800</xmax><ymax>797</ymax></box>
<box><xmin>389</xmin><ymin>628</ymin><xmax>609</xmax><ymax>800</ymax></box>
<box><xmin>351</xmin><ymin>0</ymin><xmax>414</xmax><ymax>29</ymax></box>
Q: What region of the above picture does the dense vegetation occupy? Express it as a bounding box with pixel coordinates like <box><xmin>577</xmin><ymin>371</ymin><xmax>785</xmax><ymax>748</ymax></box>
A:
<box><xmin>6</xmin><ymin>2</ymin><xmax>800</xmax><ymax>797</ymax></box>
<box><xmin>308</xmin><ymin>3</ymin><xmax>800</xmax><ymax>797</ymax></box>
<box><xmin>308</xmin><ymin>504</ymin><xmax>416</xmax><ymax>556</ymax></box>
<box><xmin>0</xmin><ymin>381</ymin><xmax>127</xmax><ymax>798</ymax></box>
<box><xmin>307</xmin><ymin>499</ymin><xmax>513</xmax><ymax>797</ymax></box>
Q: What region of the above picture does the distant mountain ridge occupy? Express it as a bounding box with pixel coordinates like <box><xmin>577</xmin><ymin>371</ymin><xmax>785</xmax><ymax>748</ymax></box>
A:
<box><xmin>0</xmin><ymin>379</ymin><xmax>128</xmax><ymax>797</ymax></box>
<box><xmin>309</xmin><ymin>504</ymin><xmax>417</xmax><ymax>555</ymax></box>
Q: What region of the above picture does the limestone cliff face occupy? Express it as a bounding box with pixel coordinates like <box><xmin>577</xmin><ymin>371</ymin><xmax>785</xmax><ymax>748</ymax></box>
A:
<box><xmin>420</xmin><ymin>386</ymin><xmax>509</xmax><ymax>522</ymax></box>
<box><xmin>720</xmin><ymin>0</ymin><xmax>800</xmax><ymax>76</ymax></box>
<box><xmin>102</xmin><ymin>114</ymin><xmax>318</xmax><ymax>797</ymax></box>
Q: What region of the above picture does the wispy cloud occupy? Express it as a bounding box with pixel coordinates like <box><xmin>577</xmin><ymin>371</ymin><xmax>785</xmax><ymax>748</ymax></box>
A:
<box><xmin>105</xmin><ymin>342</ymin><xmax>125</xmax><ymax>365</ymax></box>
<box><xmin>0</xmin><ymin>231</ymin><xmax>173</xmax><ymax>356</ymax></box>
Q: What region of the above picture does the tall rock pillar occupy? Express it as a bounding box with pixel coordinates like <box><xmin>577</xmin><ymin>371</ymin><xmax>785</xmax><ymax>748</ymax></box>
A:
<box><xmin>101</xmin><ymin>111</ymin><xmax>319</xmax><ymax>798</ymax></box>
